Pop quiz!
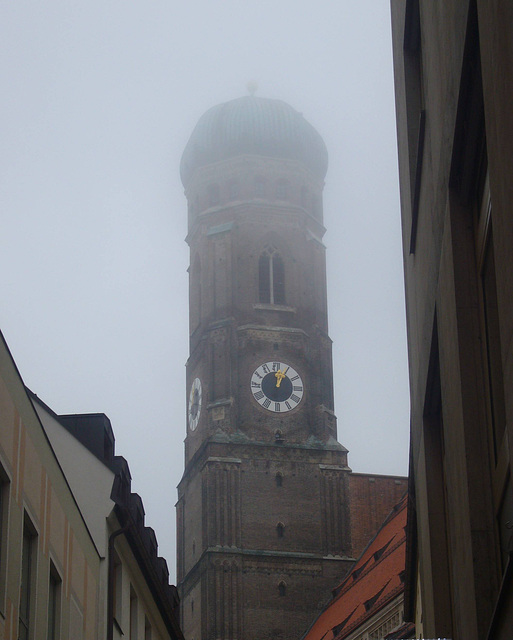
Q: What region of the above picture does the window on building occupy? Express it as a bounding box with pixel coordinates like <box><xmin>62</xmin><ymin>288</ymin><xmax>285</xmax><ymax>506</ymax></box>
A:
<box><xmin>275</xmin><ymin>473</ymin><xmax>283</xmax><ymax>487</ymax></box>
<box><xmin>129</xmin><ymin>586</ymin><xmax>138</xmax><ymax>640</ymax></box>
<box><xmin>47</xmin><ymin>562</ymin><xmax>62</xmax><ymax>640</ymax></box>
<box><xmin>403</xmin><ymin>0</ymin><xmax>425</xmax><ymax>253</ymax></box>
<box><xmin>474</xmin><ymin>176</ymin><xmax>513</xmax><ymax>570</ymax></box>
<box><xmin>276</xmin><ymin>522</ymin><xmax>285</xmax><ymax>538</ymax></box>
<box><xmin>474</xmin><ymin>175</ymin><xmax>506</xmax><ymax>464</ymax></box>
<box><xmin>258</xmin><ymin>246</ymin><xmax>285</xmax><ymax>305</ymax></box>
<box><xmin>19</xmin><ymin>516</ymin><xmax>38</xmax><ymax>640</ymax></box>
<box><xmin>190</xmin><ymin>254</ymin><xmax>202</xmax><ymax>332</ymax></box>
<box><xmin>112</xmin><ymin>552</ymin><xmax>122</xmax><ymax>626</ymax></box>
<box><xmin>0</xmin><ymin>466</ymin><xmax>10</xmax><ymax>608</ymax></box>
<box><xmin>278</xmin><ymin>581</ymin><xmax>286</xmax><ymax>597</ymax></box>
<box><xmin>423</xmin><ymin>320</ymin><xmax>453</xmax><ymax>637</ymax></box>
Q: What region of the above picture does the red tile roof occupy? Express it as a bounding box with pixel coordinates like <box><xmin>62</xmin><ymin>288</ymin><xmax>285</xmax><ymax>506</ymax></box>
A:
<box><xmin>302</xmin><ymin>493</ymin><xmax>408</xmax><ymax>640</ymax></box>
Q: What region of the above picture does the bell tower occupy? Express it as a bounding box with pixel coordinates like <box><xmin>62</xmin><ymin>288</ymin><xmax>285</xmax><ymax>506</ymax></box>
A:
<box><xmin>176</xmin><ymin>96</ymin><xmax>353</xmax><ymax>640</ymax></box>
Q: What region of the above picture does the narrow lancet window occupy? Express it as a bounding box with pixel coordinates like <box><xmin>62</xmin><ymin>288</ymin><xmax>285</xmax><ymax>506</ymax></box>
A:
<box><xmin>259</xmin><ymin>246</ymin><xmax>285</xmax><ymax>304</ymax></box>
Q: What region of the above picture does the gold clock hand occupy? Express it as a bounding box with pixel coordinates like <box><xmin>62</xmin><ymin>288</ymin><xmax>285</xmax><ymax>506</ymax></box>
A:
<box><xmin>275</xmin><ymin>369</ymin><xmax>286</xmax><ymax>388</ymax></box>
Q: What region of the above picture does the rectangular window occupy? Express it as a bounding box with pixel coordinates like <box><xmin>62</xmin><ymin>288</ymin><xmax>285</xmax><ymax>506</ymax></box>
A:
<box><xmin>0</xmin><ymin>465</ymin><xmax>11</xmax><ymax>613</ymax></box>
<box><xmin>130</xmin><ymin>586</ymin><xmax>138</xmax><ymax>640</ymax></box>
<box><xmin>475</xmin><ymin>177</ymin><xmax>512</xmax><ymax>570</ymax></box>
<box><xmin>112</xmin><ymin>552</ymin><xmax>122</xmax><ymax>625</ymax></box>
<box><xmin>0</xmin><ymin>466</ymin><xmax>10</xmax><ymax>612</ymax></box>
<box><xmin>403</xmin><ymin>0</ymin><xmax>425</xmax><ymax>253</ymax></box>
<box><xmin>423</xmin><ymin>322</ymin><xmax>454</xmax><ymax>637</ymax></box>
<box><xmin>47</xmin><ymin>562</ymin><xmax>62</xmax><ymax>640</ymax></box>
<box><xmin>480</xmin><ymin>221</ymin><xmax>506</xmax><ymax>461</ymax></box>
<box><xmin>19</xmin><ymin>516</ymin><xmax>38</xmax><ymax>640</ymax></box>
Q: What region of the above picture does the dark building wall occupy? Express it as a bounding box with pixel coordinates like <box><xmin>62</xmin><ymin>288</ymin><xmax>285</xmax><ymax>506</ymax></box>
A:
<box><xmin>391</xmin><ymin>2</ymin><xmax>513</xmax><ymax>639</ymax></box>
<box><xmin>177</xmin><ymin>439</ymin><xmax>354</xmax><ymax>640</ymax></box>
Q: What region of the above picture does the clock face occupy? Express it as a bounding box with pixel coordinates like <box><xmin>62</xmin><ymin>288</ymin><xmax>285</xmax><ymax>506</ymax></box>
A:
<box><xmin>250</xmin><ymin>362</ymin><xmax>304</xmax><ymax>413</ymax></box>
<box><xmin>188</xmin><ymin>378</ymin><xmax>202</xmax><ymax>431</ymax></box>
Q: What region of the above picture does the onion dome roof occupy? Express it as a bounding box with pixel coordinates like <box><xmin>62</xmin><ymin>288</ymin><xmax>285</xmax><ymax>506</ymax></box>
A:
<box><xmin>180</xmin><ymin>95</ymin><xmax>328</xmax><ymax>186</ymax></box>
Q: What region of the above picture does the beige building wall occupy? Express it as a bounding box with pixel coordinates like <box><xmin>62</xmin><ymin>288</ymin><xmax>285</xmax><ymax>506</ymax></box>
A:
<box><xmin>0</xmin><ymin>333</ymin><xmax>101</xmax><ymax>639</ymax></box>
<box><xmin>1</xmin><ymin>332</ymin><xmax>183</xmax><ymax>640</ymax></box>
<box><xmin>35</xmin><ymin>398</ymin><xmax>182</xmax><ymax>640</ymax></box>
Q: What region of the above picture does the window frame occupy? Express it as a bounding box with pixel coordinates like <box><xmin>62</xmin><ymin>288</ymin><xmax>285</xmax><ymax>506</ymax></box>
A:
<box><xmin>47</xmin><ymin>560</ymin><xmax>62</xmax><ymax>640</ymax></box>
<box><xmin>474</xmin><ymin>174</ymin><xmax>511</xmax><ymax>570</ymax></box>
<box><xmin>19</xmin><ymin>514</ymin><xmax>38</xmax><ymax>640</ymax></box>
<box><xmin>0</xmin><ymin>464</ymin><xmax>10</xmax><ymax>614</ymax></box>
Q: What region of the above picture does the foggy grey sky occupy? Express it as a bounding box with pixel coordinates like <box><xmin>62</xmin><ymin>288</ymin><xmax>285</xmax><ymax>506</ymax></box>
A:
<box><xmin>0</xmin><ymin>2</ymin><xmax>409</xmax><ymax>577</ymax></box>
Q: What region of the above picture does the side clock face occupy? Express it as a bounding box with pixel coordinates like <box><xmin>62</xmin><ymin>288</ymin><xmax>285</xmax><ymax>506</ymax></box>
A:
<box><xmin>188</xmin><ymin>378</ymin><xmax>202</xmax><ymax>431</ymax></box>
<box><xmin>250</xmin><ymin>361</ymin><xmax>304</xmax><ymax>413</ymax></box>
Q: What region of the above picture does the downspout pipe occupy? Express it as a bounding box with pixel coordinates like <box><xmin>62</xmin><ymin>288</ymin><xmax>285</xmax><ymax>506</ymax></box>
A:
<box><xmin>107</xmin><ymin>526</ymin><xmax>129</xmax><ymax>640</ymax></box>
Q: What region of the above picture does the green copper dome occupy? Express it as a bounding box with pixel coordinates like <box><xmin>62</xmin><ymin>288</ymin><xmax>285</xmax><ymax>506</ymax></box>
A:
<box><xmin>180</xmin><ymin>96</ymin><xmax>328</xmax><ymax>186</ymax></box>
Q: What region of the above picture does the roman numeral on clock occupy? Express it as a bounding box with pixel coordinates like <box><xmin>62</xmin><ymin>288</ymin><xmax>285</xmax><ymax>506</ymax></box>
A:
<box><xmin>254</xmin><ymin>391</ymin><xmax>264</xmax><ymax>400</ymax></box>
<box><xmin>291</xmin><ymin>394</ymin><xmax>301</xmax><ymax>403</ymax></box>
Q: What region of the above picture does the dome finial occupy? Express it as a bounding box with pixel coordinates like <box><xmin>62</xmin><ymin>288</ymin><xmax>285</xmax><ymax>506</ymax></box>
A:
<box><xmin>246</xmin><ymin>81</ymin><xmax>258</xmax><ymax>96</ymax></box>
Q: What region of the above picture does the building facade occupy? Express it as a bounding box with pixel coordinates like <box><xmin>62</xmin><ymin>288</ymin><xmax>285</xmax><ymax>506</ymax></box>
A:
<box><xmin>0</xmin><ymin>332</ymin><xmax>101</xmax><ymax>639</ymax></box>
<box><xmin>176</xmin><ymin>96</ymin><xmax>406</xmax><ymax>640</ymax></box>
<box><xmin>0</xmin><ymin>329</ymin><xmax>183</xmax><ymax>640</ymax></box>
<box><xmin>32</xmin><ymin>395</ymin><xmax>184</xmax><ymax>640</ymax></box>
<box><xmin>391</xmin><ymin>1</ymin><xmax>513</xmax><ymax>638</ymax></box>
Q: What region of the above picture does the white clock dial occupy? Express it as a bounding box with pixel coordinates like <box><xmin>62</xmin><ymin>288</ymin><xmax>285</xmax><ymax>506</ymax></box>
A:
<box><xmin>250</xmin><ymin>361</ymin><xmax>304</xmax><ymax>413</ymax></box>
<box><xmin>188</xmin><ymin>377</ymin><xmax>202</xmax><ymax>431</ymax></box>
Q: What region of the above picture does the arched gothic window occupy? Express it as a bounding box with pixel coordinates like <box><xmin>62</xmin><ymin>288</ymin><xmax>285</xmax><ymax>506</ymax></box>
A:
<box><xmin>276</xmin><ymin>522</ymin><xmax>285</xmax><ymax>538</ymax></box>
<box><xmin>190</xmin><ymin>255</ymin><xmax>201</xmax><ymax>331</ymax></box>
<box><xmin>259</xmin><ymin>246</ymin><xmax>285</xmax><ymax>305</ymax></box>
<box><xmin>278</xmin><ymin>581</ymin><xmax>287</xmax><ymax>597</ymax></box>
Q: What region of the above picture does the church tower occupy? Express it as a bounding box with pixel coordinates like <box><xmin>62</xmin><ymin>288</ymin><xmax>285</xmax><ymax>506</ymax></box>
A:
<box><xmin>176</xmin><ymin>96</ymin><xmax>353</xmax><ymax>640</ymax></box>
